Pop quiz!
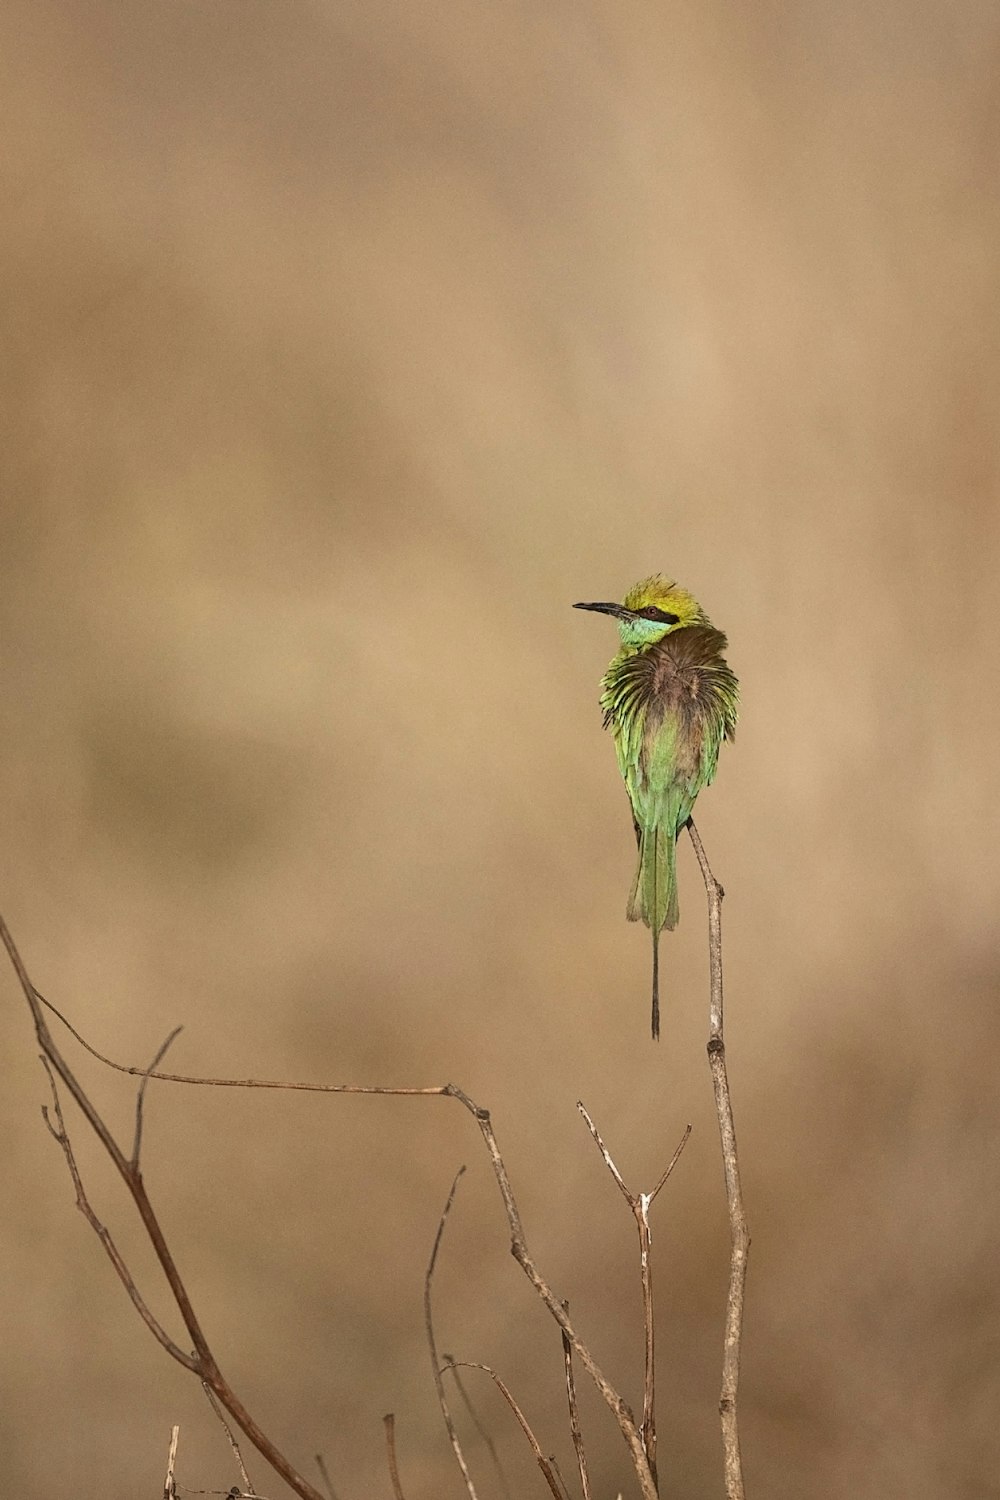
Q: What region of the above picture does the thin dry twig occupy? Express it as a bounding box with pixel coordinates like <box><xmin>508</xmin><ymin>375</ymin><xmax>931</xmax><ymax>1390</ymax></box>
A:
<box><xmin>313</xmin><ymin>1453</ymin><xmax>340</xmax><ymax>1500</ymax></box>
<box><xmin>547</xmin><ymin>1454</ymin><xmax>574</xmax><ymax>1500</ymax></box>
<box><xmin>133</xmin><ymin>1026</ymin><xmax>183</xmax><ymax>1166</ymax></box>
<box><xmin>163</xmin><ymin>1424</ymin><xmax>180</xmax><ymax>1500</ymax></box>
<box><xmin>425</xmin><ymin>1168</ymin><xmax>479</xmax><ymax>1499</ymax></box>
<box><xmin>203</xmin><ymin>1382</ymin><xmax>257</xmax><ymax>1496</ymax></box>
<box><xmin>383</xmin><ymin>1414</ymin><xmax>406</xmax><ymax>1500</ymax></box>
<box><xmin>3</xmin><ymin>916</ymin><xmax>659</xmax><ymax>1498</ymax></box>
<box><xmin>686</xmin><ymin>818</ymin><xmax>750</xmax><ymax>1500</ymax></box>
<box><xmin>34</xmin><ymin>990</ymin><xmax>449</xmax><ymax>1096</ymax></box>
<box><xmin>578</xmin><ymin>1106</ymin><xmax>692</xmax><ymax>1488</ymax></box>
<box><xmin>443</xmin><ymin>1355</ymin><xmax>512</xmax><ymax>1500</ymax></box>
<box><xmin>444</xmin><ymin>1360</ymin><xmax>563</xmax><ymax>1500</ymax></box>
<box><xmin>561</xmin><ymin>1303</ymin><xmax>591</xmax><ymax>1500</ymax></box>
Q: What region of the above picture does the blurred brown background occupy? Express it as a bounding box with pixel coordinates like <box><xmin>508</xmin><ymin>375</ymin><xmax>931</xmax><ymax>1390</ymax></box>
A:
<box><xmin>2</xmin><ymin>2</ymin><xmax>998</xmax><ymax>1497</ymax></box>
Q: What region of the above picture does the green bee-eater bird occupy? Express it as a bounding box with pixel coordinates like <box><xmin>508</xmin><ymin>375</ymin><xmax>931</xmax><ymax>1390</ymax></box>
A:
<box><xmin>575</xmin><ymin>576</ymin><xmax>738</xmax><ymax>1039</ymax></box>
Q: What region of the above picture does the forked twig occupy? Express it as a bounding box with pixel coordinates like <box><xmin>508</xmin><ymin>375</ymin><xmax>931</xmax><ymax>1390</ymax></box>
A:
<box><xmin>383</xmin><ymin>1413</ymin><xmax>406</xmax><ymax>1500</ymax></box>
<box><xmin>443</xmin><ymin>1360</ymin><xmax>563</xmax><ymax>1500</ymax></box>
<box><xmin>686</xmin><ymin>818</ymin><xmax>750</xmax><ymax>1500</ymax></box>
<box><xmin>39</xmin><ymin>1055</ymin><xmax>196</xmax><ymax>1366</ymax></box>
<box><xmin>578</xmin><ymin>1105</ymin><xmax>692</xmax><ymax>1487</ymax></box>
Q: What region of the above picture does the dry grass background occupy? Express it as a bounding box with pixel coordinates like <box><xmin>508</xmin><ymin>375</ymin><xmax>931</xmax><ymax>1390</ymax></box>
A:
<box><xmin>2</xmin><ymin>2</ymin><xmax>999</xmax><ymax>1497</ymax></box>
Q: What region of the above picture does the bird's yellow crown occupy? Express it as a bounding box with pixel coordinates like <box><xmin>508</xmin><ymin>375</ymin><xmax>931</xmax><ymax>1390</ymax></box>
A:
<box><xmin>622</xmin><ymin>575</ymin><xmax>707</xmax><ymax>626</ymax></box>
<box><xmin>611</xmin><ymin>575</ymin><xmax>710</xmax><ymax>650</ymax></box>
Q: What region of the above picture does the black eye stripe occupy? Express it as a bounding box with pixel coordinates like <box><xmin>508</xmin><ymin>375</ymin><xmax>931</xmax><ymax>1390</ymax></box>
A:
<box><xmin>642</xmin><ymin>606</ymin><xmax>680</xmax><ymax>623</ymax></box>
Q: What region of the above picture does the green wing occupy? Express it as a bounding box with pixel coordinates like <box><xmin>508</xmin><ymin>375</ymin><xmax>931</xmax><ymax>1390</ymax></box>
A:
<box><xmin>600</xmin><ymin>629</ymin><xmax>737</xmax><ymax>935</ymax></box>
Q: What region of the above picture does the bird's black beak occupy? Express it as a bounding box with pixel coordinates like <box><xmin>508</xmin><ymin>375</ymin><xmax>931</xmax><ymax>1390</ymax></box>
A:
<box><xmin>573</xmin><ymin>601</ymin><xmax>633</xmax><ymax>620</ymax></box>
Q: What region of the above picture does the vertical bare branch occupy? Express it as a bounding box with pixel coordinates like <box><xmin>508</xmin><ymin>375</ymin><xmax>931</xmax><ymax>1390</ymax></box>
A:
<box><xmin>686</xmin><ymin>818</ymin><xmax>750</xmax><ymax>1500</ymax></box>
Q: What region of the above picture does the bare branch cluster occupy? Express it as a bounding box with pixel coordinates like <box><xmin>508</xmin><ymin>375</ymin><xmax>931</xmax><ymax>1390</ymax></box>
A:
<box><xmin>1</xmin><ymin>817</ymin><xmax>748</xmax><ymax>1499</ymax></box>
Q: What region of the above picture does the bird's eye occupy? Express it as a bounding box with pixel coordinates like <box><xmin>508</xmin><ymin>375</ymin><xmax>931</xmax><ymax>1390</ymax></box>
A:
<box><xmin>636</xmin><ymin>606</ymin><xmax>681</xmax><ymax>624</ymax></box>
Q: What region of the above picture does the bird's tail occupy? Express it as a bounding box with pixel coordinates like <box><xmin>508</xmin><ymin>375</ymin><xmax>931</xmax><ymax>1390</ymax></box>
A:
<box><xmin>627</xmin><ymin>825</ymin><xmax>680</xmax><ymax>932</ymax></box>
<box><xmin>627</xmin><ymin>826</ymin><xmax>679</xmax><ymax>1041</ymax></box>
